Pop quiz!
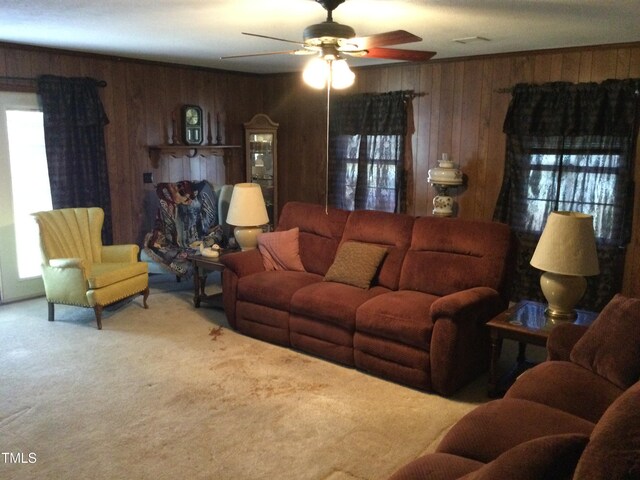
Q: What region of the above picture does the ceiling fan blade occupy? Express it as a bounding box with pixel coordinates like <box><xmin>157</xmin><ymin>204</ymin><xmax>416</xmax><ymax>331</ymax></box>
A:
<box><xmin>344</xmin><ymin>30</ymin><xmax>422</xmax><ymax>50</ymax></box>
<box><xmin>220</xmin><ymin>50</ymin><xmax>299</xmax><ymax>60</ymax></box>
<box><xmin>241</xmin><ymin>32</ymin><xmax>303</xmax><ymax>46</ymax></box>
<box><xmin>360</xmin><ymin>47</ymin><xmax>436</xmax><ymax>62</ymax></box>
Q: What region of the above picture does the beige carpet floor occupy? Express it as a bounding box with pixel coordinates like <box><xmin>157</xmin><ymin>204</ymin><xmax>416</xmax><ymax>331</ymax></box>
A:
<box><xmin>0</xmin><ymin>275</ymin><xmax>531</xmax><ymax>480</ymax></box>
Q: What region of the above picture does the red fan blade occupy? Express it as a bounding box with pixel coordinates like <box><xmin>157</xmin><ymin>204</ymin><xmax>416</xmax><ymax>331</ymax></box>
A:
<box><xmin>361</xmin><ymin>47</ymin><xmax>436</xmax><ymax>62</ymax></box>
<box><xmin>344</xmin><ymin>30</ymin><xmax>422</xmax><ymax>50</ymax></box>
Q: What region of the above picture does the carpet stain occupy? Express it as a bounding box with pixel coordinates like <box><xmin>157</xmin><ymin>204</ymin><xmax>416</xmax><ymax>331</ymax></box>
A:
<box><xmin>249</xmin><ymin>379</ymin><xmax>329</xmax><ymax>399</ymax></box>
<box><xmin>209</xmin><ymin>326</ymin><xmax>224</xmax><ymax>341</ymax></box>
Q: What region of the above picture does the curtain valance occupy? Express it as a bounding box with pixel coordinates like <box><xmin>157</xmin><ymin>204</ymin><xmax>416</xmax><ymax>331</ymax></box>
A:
<box><xmin>503</xmin><ymin>79</ymin><xmax>640</xmax><ymax>137</ymax></box>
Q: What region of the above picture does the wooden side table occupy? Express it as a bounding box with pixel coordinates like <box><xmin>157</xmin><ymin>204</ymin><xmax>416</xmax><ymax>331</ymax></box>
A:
<box><xmin>187</xmin><ymin>252</ymin><xmax>229</xmax><ymax>308</ymax></box>
<box><xmin>486</xmin><ymin>300</ymin><xmax>597</xmax><ymax>397</ymax></box>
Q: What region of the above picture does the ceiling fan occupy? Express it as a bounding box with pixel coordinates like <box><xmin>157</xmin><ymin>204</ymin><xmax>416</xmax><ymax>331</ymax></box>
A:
<box><xmin>221</xmin><ymin>0</ymin><xmax>436</xmax><ymax>67</ymax></box>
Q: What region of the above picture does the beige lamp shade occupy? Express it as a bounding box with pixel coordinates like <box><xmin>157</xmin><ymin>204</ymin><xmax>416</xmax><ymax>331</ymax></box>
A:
<box><xmin>226</xmin><ymin>183</ymin><xmax>269</xmax><ymax>251</ymax></box>
<box><xmin>530</xmin><ymin>211</ymin><xmax>600</xmax><ymax>276</ymax></box>
<box><xmin>226</xmin><ymin>183</ymin><xmax>269</xmax><ymax>227</ymax></box>
<box><xmin>530</xmin><ymin>211</ymin><xmax>600</xmax><ymax>321</ymax></box>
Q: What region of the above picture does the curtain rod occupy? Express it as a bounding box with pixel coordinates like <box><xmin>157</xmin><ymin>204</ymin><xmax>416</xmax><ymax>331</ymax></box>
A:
<box><xmin>0</xmin><ymin>75</ymin><xmax>107</xmax><ymax>87</ymax></box>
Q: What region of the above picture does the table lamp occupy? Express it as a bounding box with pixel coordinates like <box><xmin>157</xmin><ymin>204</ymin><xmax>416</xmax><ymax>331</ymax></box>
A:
<box><xmin>226</xmin><ymin>183</ymin><xmax>269</xmax><ymax>251</ymax></box>
<box><xmin>530</xmin><ymin>211</ymin><xmax>600</xmax><ymax>321</ymax></box>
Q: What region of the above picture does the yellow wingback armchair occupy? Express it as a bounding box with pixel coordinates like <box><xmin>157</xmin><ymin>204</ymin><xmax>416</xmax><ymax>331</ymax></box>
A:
<box><xmin>33</xmin><ymin>207</ymin><xmax>149</xmax><ymax>329</ymax></box>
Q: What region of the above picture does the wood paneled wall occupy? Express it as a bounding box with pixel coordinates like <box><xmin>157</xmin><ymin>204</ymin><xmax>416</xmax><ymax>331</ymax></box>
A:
<box><xmin>1</xmin><ymin>41</ymin><xmax>639</xmax><ymax>297</ymax></box>
<box><xmin>261</xmin><ymin>44</ymin><xmax>640</xmax><ymax>297</ymax></box>
<box><xmin>0</xmin><ymin>42</ymin><xmax>263</xmax><ymax>246</ymax></box>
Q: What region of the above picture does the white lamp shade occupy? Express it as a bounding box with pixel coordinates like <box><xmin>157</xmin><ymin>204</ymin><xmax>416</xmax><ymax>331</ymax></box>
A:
<box><xmin>530</xmin><ymin>211</ymin><xmax>600</xmax><ymax>276</ymax></box>
<box><xmin>226</xmin><ymin>183</ymin><xmax>269</xmax><ymax>227</ymax></box>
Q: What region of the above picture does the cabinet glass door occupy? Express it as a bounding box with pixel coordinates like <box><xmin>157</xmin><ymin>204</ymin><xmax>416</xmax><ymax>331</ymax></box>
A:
<box><xmin>249</xmin><ymin>132</ymin><xmax>274</xmax><ymax>225</ymax></box>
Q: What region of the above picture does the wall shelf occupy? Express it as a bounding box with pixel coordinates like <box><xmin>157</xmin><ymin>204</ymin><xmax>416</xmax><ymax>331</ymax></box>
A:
<box><xmin>147</xmin><ymin>144</ymin><xmax>241</xmax><ymax>168</ymax></box>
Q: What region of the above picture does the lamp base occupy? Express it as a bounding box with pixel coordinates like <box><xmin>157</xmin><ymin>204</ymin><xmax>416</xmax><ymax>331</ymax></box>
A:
<box><xmin>539</xmin><ymin>272</ymin><xmax>586</xmax><ymax>322</ymax></box>
<box><xmin>234</xmin><ymin>226</ymin><xmax>263</xmax><ymax>251</ymax></box>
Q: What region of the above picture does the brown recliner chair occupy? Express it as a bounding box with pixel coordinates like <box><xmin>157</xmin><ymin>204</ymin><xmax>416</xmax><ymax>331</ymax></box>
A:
<box><xmin>33</xmin><ymin>207</ymin><xmax>149</xmax><ymax>329</ymax></box>
<box><xmin>389</xmin><ymin>293</ymin><xmax>640</xmax><ymax>479</ymax></box>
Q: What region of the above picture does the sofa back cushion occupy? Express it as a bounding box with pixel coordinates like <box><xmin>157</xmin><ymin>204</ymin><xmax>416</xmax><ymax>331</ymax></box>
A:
<box><xmin>400</xmin><ymin>217</ymin><xmax>514</xmax><ymax>298</ymax></box>
<box><xmin>570</xmin><ymin>293</ymin><xmax>640</xmax><ymax>389</ymax></box>
<box><xmin>339</xmin><ymin>209</ymin><xmax>414</xmax><ymax>290</ymax></box>
<box><xmin>573</xmin><ymin>380</ymin><xmax>640</xmax><ymax>480</ymax></box>
<box><xmin>277</xmin><ymin>202</ymin><xmax>349</xmax><ymax>275</ymax></box>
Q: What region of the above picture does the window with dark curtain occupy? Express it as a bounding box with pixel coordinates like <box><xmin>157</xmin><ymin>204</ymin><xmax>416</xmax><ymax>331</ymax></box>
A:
<box><xmin>494</xmin><ymin>79</ymin><xmax>640</xmax><ymax>311</ymax></box>
<box><xmin>328</xmin><ymin>91</ymin><xmax>408</xmax><ymax>213</ymax></box>
<box><xmin>37</xmin><ymin>75</ymin><xmax>113</xmax><ymax>244</ymax></box>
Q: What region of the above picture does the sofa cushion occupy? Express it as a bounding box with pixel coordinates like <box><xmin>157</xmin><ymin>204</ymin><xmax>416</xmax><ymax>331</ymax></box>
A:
<box><xmin>400</xmin><ymin>217</ymin><xmax>513</xmax><ymax>298</ymax></box>
<box><xmin>505</xmin><ymin>361</ymin><xmax>624</xmax><ymax>423</ymax></box>
<box><xmin>324</xmin><ymin>241</ymin><xmax>387</xmax><ymax>289</ymax></box>
<box><xmin>573</xmin><ymin>380</ymin><xmax>640</xmax><ymax>480</ymax></box>
<box><xmin>388</xmin><ymin>452</ymin><xmax>484</xmax><ymax>480</ymax></box>
<box><xmin>237</xmin><ymin>270</ymin><xmax>322</xmax><ymax>311</ymax></box>
<box><xmin>570</xmin><ymin>293</ymin><xmax>640</xmax><ymax>389</ymax></box>
<box><xmin>276</xmin><ymin>202</ymin><xmax>349</xmax><ymax>276</ymax></box>
<box><xmin>436</xmin><ymin>398</ymin><xmax>595</xmax><ymax>463</ymax></box>
<box><xmin>460</xmin><ymin>433</ymin><xmax>589</xmax><ymax>480</ymax></box>
<box><xmin>356</xmin><ymin>290</ymin><xmax>438</xmax><ymax>349</ymax></box>
<box><xmin>257</xmin><ymin>227</ymin><xmax>305</xmax><ymax>272</ymax></box>
<box><xmin>291</xmin><ymin>282</ymin><xmax>389</xmax><ymax>329</ymax></box>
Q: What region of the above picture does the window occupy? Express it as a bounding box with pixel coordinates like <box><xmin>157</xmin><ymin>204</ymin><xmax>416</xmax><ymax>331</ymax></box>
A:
<box><xmin>329</xmin><ymin>91</ymin><xmax>408</xmax><ymax>213</ymax></box>
<box><xmin>495</xmin><ymin>79</ymin><xmax>639</xmax><ymax>311</ymax></box>
<box><xmin>517</xmin><ymin>138</ymin><xmax>627</xmax><ymax>243</ymax></box>
<box><xmin>337</xmin><ymin>134</ymin><xmax>400</xmax><ymax>211</ymax></box>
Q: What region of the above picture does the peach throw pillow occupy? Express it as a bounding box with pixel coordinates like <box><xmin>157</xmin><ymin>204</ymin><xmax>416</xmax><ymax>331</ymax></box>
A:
<box><xmin>257</xmin><ymin>227</ymin><xmax>306</xmax><ymax>272</ymax></box>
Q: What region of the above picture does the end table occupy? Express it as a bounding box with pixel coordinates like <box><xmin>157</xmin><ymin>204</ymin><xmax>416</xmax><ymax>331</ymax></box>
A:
<box><xmin>187</xmin><ymin>252</ymin><xmax>230</xmax><ymax>308</ymax></box>
<box><xmin>486</xmin><ymin>300</ymin><xmax>597</xmax><ymax>397</ymax></box>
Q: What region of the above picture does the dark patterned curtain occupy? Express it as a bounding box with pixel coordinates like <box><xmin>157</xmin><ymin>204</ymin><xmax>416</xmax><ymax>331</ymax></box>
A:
<box><xmin>37</xmin><ymin>75</ymin><xmax>113</xmax><ymax>244</ymax></box>
<box><xmin>329</xmin><ymin>91</ymin><xmax>408</xmax><ymax>213</ymax></box>
<box><xmin>494</xmin><ymin>79</ymin><xmax>640</xmax><ymax>311</ymax></box>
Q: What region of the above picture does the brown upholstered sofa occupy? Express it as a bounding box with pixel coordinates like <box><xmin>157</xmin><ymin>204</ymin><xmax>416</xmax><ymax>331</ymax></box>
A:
<box><xmin>221</xmin><ymin>201</ymin><xmax>516</xmax><ymax>396</ymax></box>
<box><xmin>389</xmin><ymin>293</ymin><xmax>640</xmax><ymax>479</ymax></box>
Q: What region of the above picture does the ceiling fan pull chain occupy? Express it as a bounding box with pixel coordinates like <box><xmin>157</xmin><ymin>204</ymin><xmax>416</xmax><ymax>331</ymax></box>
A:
<box><xmin>325</xmin><ymin>60</ymin><xmax>333</xmax><ymax>215</ymax></box>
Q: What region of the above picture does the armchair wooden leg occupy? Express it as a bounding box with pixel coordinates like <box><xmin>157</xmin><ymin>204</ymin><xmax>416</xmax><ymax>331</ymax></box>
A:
<box><xmin>93</xmin><ymin>305</ymin><xmax>103</xmax><ymax>330</ymax></box>
<box><xmin>142</xmin><ymin>287</ymin><xmax>149</xmax><ymax>309</ymax></box>
<box><xmin>48</xmin><ymin>302</ymin><xmax>55</xmax><ymax>322</ymax></box>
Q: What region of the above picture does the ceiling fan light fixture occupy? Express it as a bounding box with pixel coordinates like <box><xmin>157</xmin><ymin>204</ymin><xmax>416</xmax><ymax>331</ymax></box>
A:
<box><xmin>303</xmin><ymin>57</ymin><xmax>330</xmax><ymax>89</ymax></box>
<box><xmin>303</xmin><ymin>57</ymin><xmax>355</xmax><ymax>90</ymax></box>
<box><xmin>330</xmin><ymin>59</ymin><xmax>355</xmax><ymax>89</ymax></box>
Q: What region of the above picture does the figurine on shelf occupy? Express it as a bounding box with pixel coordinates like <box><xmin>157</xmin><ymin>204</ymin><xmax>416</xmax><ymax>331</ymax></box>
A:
<box><xmin>207</xmin><ymin>111</ymin><xmax>213</xmax><ymax>145</ymax></box>
<box><xmin>216</xmin><ymin>113</ymin><xmax>223</xmax><ymax>145</ymax></box>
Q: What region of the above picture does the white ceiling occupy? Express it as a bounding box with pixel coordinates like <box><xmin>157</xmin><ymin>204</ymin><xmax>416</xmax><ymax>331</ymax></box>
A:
<box><xmin>2</xmin><ymin>0</ymin><xmax>639</xmax><ymax>75</ymax></box>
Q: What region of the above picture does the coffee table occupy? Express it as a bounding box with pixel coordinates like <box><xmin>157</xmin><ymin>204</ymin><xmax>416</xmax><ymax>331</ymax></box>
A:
<box><xmin>486</xmin><ymin>300</ymin><xmax>597</xmax><ymax>397</ymax></box>
<box><xmin>187</xmin><ymin>251</ymin><xmax>232</xmax><ymax>308</ymax></box>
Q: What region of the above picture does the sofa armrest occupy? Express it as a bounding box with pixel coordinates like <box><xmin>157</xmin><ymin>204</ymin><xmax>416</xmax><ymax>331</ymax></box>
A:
<box><xmin>102</xmin><ymin>244</ymin><xmax>140</xmax><ymax>263</ymax></box>
<box><xmin>547</xmin><ymin>323</ymin><xmax>589</xmax><ymax>361</ymax></box>
<box><xmin>220</xmin><ymin>249</ymin><xmax>265</xmax><ymax>277</ymax></box>
<box><xmin>430</xmin><ymin>286</ymin><xmax>505</xmax><ymax>324</ymax></box>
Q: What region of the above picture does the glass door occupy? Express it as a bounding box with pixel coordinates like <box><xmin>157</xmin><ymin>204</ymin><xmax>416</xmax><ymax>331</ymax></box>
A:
<box><xmin>244</xmin><ymin>114</ymin><xmax>279</xmax><ymax>229</ymax></box>
<box><xmin>248</xmin><ymin>132</ymin><xmax>275</xmax><ymax>226</ymax></box>
<box><xmin>0</xmin><ymin>92</ymin><xmax>52</xmax><ymax>303</ymax></box>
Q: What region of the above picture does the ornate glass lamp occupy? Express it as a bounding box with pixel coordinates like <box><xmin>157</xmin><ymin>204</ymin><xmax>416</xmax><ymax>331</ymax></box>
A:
<box><xmin>427</xmin><ymin>153</ymin><xmax>464</xmax><ymax>217</ymax></box>
<box><xmin>530</xmin><ymin>211</ymin><xmax>600</xmax><ymax>321</ymax></box>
